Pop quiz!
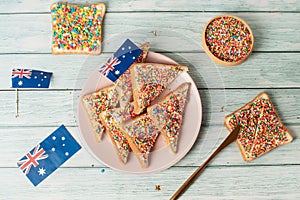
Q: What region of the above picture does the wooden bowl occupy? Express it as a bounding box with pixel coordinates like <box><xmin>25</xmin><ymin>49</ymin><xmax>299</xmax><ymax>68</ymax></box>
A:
<box><xmin>202</xmin><ymin>15</ymin><xmax>254</xmax><ymax>66</ymax></box>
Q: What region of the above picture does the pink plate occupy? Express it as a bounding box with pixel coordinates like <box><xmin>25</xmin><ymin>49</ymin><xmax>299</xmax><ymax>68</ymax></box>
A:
<box><xmin>77</xmin><ymin>52</ymin><xmax>202</xmax><ymax>174</ymax></box>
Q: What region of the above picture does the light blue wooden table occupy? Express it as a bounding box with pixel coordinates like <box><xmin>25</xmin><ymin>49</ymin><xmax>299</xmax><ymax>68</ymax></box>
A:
<box><xmin>1</xmin><ymin>0</ymin><xmax>299</xmax><ymax>199</ymax></box>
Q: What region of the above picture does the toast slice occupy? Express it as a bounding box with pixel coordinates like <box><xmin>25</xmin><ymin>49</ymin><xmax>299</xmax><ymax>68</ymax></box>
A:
<box><xmin>123</xmin><ymin>114</ymin><xmax>160</xmax><ymax>168</ymax></box>
<box><xmin>82</xmin><ymin>85</ymin><xmax>118</xmax><ymax>142</ymax></box>
<box><xmin>50</xmin><ymin>2</ymin><xmax>106</xmax><ymax>55</ymax></box>
<box><xmin>130</xmin><ymin>63</ymin><xmax>188</xmax><ymax>114</ymax></box>
<box><xmin>135</xmin><ymin>42</ymin><xmax>150</xmax><ymax>63</ymax></box>
<box><xmin>99</xmin><ymin>102</ymin><xmax>138</xmax><ymax>164</ymax></box>
<box><xmin>147</xmin><ymin>83</ymin><xmax>190</xmax><ymax>153</ymax></box>
<box><xmin>99</xmin><ymin>110</ymin><xmax>131</xmax><ymax>164</ymax></box>
<box><xmin>224</xmin><ymin>92</ymin><xmax>293</xmax><ymax>162</ymax></box>
<box><xmin>115</xmin><ymin>42</ymin><xmax>150</xmax><ymax>109</ymax></box>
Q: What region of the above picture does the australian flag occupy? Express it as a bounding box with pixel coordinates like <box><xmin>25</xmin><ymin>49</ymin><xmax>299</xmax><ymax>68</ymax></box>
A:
<box><xmin>17</xmin><ymin>125</ymin><xmax>81</xmax><ymax>186</ymax></box>
<box><xmin>99</xmin><ymin>39</ymin><xmax>142</xmax><ymax>82</ymax></box>
<box><xmin>11</xmin><ymin>68</ymin><xmax>53</xmax><ymax>88</ymax></box>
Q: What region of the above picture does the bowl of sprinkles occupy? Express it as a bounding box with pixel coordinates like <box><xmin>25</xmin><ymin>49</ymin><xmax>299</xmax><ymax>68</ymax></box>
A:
<box><xmin>202</xmin><ymin>15</ymin><xmax>254</xmax><ymax>66</ymax></box>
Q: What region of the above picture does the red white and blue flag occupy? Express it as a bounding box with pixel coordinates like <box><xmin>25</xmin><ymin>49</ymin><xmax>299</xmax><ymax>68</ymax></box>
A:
<box><xmin>17</xmin><ymin>125</ymin><xmax>81</xmax><ymax>186</ymax></box>
<box><xmin>99</xmin><ymin>39</ymin><xmax>142</xmax><ymax>82</ymax></box>
<box><xmin>11</xmin><ymin>68</ymin><xmax>52</xmax><ymax>88</ymax></box>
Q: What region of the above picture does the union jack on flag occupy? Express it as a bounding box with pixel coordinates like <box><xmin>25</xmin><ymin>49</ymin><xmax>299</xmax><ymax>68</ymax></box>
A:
<box><xmin>99</xmin><ymin>55</ymin><xmax>121</xmax><ymax>76</ymax></box>
<box><xmin>12</xmin><ymin>68</ymin><xmax>32</xmax><ymax>79</ymax></box>
<box><xmin>17</xmin><ymin>125</ymin><xmax>81</xmax><ymax>186</ymax></box>
<box><xmin>99</xmin><ymin>39</ymin><xmax>142</xmax><ymax>82</ymax></box>
<box><xmin>17</xmin><ymin>144</ymin><xmax>48</xmax><ymax>175</ymax></box>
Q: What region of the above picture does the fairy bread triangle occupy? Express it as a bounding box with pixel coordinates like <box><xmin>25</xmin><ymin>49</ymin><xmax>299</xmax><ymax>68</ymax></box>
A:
<box><xmin>224</xmin><ymin>92</ymin><xmax>293</xmax><ymax>162</ymax></box>
<box><xmin>82</xmin><ymin>85</ymin><xmax>118</xmax><ymax>142</ymax></box>
<box><xmin>99</xmin><ymin>102</ymin><xmax>139</xmax><ymax>164</ymax></box>
<box><xmin>99</xmin><ymin>110</ymin><xmax>131</xmax><ymax>164</ymax></box>
<box><xmin>123</xmin><ymin>114</ymin><xmax>160</xmax><ymax>168</ymax></box>
<box><xmin>130</xmin><ymin>63</ymin><xmax>188</xmax><ymax>114</ymax></box>
<box><xmin>147</xmin><ymin>83</ymin><xmax>190</xmax><ymax>153</ymax></box>
<box><xmin>115</xmin><ymin>42</ymin><xmax>150</xmax><ymax>109</ymax></box>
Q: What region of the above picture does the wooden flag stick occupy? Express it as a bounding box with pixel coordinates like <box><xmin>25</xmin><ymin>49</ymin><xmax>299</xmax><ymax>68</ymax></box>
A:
<box><xmin>15</xmin><ymin>88</ymin><xmax>19</xmax><ymax>118</ymax></box>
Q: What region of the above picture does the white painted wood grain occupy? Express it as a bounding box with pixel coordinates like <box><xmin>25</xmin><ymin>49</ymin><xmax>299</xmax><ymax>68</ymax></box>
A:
<box><xmin>0</xmin><ymin>0</ymin><xmax>299</xmax><ymax>13</ymax></box>
<box><xmin>0</xmin><ymin>53</ymin><xmax>299</xmax><ymax>90</ymax></box>
<box><xmin>0</xmin><ymin>13</ymin><xmax>300</xmax><ymax>53</ymax></box>
<box><xmin>0</xmin><ymin>89</ymin><xmax>299</xmax><ymax>127</ymax></box>
<box><xmin>1</xmin><ymin>125</ymin><xmax>299</xmax><ymax>168</ymax></box>
<box><xmin>1</xmin><ymin>166</ymin><xmax>299</xmax><ymax>199</ymax></box>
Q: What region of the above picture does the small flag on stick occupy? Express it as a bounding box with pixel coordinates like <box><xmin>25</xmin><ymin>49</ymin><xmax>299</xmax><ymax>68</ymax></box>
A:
<box><xmin>11</xmin><ymin>68</ymin><xmax>53</xmax><ymax>117</ymax></box>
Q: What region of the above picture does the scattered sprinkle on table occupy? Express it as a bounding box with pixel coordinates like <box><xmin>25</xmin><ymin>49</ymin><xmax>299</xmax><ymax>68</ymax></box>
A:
<box><xmin>204</xmin><ymin>16</ymin><xmax>253</xmax><ymax>63</ymax></box>
<box><xmin>155</xmin><ymin>185</ymin><xmax>161</xmax><ymax>191</ymax></box>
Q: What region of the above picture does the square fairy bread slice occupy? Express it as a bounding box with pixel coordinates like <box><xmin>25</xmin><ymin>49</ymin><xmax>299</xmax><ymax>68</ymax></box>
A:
<box><xmin>224</xmin><ymin>92</ymin><xmax>293</xmax><ymax>162</ymax></box>
<box><xmin>50</xmin><ymin>2</ymin><xmax>106</xmax><ymax>55</ymax></box>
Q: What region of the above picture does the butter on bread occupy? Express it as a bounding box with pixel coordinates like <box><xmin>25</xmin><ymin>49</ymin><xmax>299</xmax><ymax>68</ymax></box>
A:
<box><xmin>224</xmin><ymin>92</ymin><xmax>293</xmax><ymax>162</ymax></box>
<box><xmin>148</xmin><ymin>83</ymin><xmax>190</xmax><ymax>153</ymax></box>
<box><xmin>50</xmin><ymin>2</ymin><xmax>106</xmax><ymax>55</ymax></box>
<box><xmin>130</xmin><ymin>63</ymin><xmax>188</xmax><ymax>115</ymax></box>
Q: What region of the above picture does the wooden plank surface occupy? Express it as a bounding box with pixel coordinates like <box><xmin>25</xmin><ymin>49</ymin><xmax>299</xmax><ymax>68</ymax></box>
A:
<box><xmin>1</xmin><ymin>166</ymin><xmax>300</xmax><ymax>199</ymax></box>
<box><xmin>0</xmin><ymin>0</ymin><xmax>299</xmax><ymax>199</ymax></box>
<box><xmin>1</xmin><ymin>13</ymin><xmax>300</xmax><ymax>53</ymax></box>
<box><xmin>0</xmin><ymin>53</ymin><xmax>299</xmax><ymax>90</ymax></box>
<box><xmin>1</xmin><ymin>0</ymin><xmax>300</xmax><ymax>13</ymax></box>
<box><xmin>0</xmin><ymin>89</ymin><xmax>299</xmax><ymax>127</ymax></box>
<box><xmin>1</xmin><ymin>124</ymin><xmax>299</xmax><ymax>168</ymax></box>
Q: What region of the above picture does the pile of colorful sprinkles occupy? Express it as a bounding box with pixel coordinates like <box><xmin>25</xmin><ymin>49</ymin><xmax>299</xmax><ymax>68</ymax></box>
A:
<box><xmin>205</xmin><ymin>16</ymin><xmax>253</xmax><ymax>62</ymax></box>
<box><xmin>51</xmin><ymin>3</ymin><xmax>105</xmax><ymax>53</ymax></box>
<box><xmin>228</xmin><ymin>96</ymin><xmax>290</xmax><ymax>160</ymax></box>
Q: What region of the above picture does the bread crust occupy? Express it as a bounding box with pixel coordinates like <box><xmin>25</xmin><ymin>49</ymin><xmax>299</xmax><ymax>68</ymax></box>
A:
<box><xmin>224</xmin><ymin>92</ymin><xmax>293</xmax><ymax>162</ymax></box>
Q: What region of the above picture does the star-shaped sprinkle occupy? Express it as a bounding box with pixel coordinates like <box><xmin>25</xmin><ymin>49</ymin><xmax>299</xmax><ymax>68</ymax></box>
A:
<box><xmin>155</xmin><ymin>185</ymin><xmax>161</xmax><ymax>191</ymax></box>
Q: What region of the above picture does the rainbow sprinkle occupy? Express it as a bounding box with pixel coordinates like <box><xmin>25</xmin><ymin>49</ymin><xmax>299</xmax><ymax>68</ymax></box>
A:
<box><xmin>131</xmin><ymin>63</ymin><xmax>187</xmax><ymax>113</ymax></box>
<box><xmin>228</xmin><ymin>94</ymin><xmax>292</xmax><ymax>160</ymax></box>
<box><xmin>205</xmin><ymin>16</ymin><xmax>253</xmax><ymax>62</ymax></box>
<box><xmin>50</xmin><ymin>2</ymin><xmax>105</xmax><ymax>54</ymax></box>
<box><xmin>123</xmin><ymin>114</ymin><xmax>159</xmax><ymax>165</ymax></box>
<box><xmin>148</xmin><ymin>83</ymin><xmax>189</xmax><ymax>153</ymax></box>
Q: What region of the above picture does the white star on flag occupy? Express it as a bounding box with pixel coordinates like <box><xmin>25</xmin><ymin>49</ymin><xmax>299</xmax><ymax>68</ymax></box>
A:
<box><xmin>38</xmin><ymin>168</ymin><xmax>46</xmax><ymax>176</ymax></box>
<box><xmin>115</xmin><ymin>70</ymin><xmax>120</xmax><ymax>75</ymax></box>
